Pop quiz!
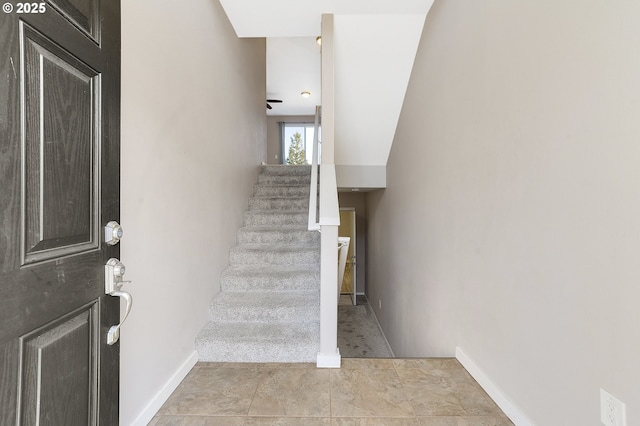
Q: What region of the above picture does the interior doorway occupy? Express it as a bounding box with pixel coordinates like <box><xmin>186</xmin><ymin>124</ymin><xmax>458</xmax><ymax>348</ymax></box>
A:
<box><xmin>339</xmin><ymin>208</ymin><xmax>357</xmax><ymax>305</ymax></box>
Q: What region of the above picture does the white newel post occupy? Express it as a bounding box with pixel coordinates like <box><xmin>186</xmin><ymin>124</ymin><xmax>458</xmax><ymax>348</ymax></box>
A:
<box><xmin>315</xmin><ymin>14</ymin><xmax>341</xmax><ymax>368</ymax></box>
<box><xmin>317</xmin><ymin>224</ymin><xmax>340</xmax><ymax>367</ymax></box>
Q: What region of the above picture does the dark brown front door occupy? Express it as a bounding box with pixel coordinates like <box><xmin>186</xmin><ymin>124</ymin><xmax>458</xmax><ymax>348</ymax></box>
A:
<box><xmin>0</xmin><ymin>1</ymin><xmax>121</xmax><ymax>424</ymax></box>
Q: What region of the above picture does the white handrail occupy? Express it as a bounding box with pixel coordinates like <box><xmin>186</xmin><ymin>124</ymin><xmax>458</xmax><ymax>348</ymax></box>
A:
<box><xmin>308</xmin><ymin>105</ymin><xmax>321</xmax><ymax>231</ymax></box>
<box><xmin>318</xmin><ymin>164</ymin><xmax>339</xmax><ymax>226</ymax></box>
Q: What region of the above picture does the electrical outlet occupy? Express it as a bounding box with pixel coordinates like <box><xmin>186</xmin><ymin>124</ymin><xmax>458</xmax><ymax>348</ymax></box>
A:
<box><xmin>601</xmin><ymin>389</ymin><xmax>627</xmax><ymax>426</ymax></box>
<box><xmin>378</xmin><ymin>299</ymin><xmax>382</xmax><ymax>309</ymax></box>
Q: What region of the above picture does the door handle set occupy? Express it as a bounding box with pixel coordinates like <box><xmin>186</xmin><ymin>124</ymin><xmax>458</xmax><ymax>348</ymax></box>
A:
<box><xmin>104</xmin><ymin>221</ymin><xmax>132</xmax><ymax>345</ymax></box>
<box><xmin>106</xmin><ymin>289</ymin><xmax>132</xmax><ymax>345</ymax></box>
<box><xmin>105</xmin><ymin>257</ymin><xmax>132</xmax><ymax>345</ymax></box>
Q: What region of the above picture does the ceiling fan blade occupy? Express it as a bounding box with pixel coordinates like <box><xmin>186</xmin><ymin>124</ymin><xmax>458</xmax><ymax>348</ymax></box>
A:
<box><xmin>266</xmin><ymin>99</ymin><xmax>283</xmax><ymax>103</ymax></box>
<box><xmin>266</xmin><ymin>103</ymin><xmax>272</xmax><ymax>110</ymax></box>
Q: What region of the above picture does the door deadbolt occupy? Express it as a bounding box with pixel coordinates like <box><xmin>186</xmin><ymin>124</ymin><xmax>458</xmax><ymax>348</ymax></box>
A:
<box><xmin>105</xmin><ymin>221</ymin><xmax>123</xmax><ymax>245</ymax></box>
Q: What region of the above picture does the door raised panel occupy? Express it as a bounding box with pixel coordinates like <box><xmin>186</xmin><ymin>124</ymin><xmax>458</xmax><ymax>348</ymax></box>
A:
<box><xmin>48</xmin><ymin>0</ymin><xmax>100</xmax><ymax>43</ymax></box>
<box><xmin>19</xmin><ymin>305</ymin><xmax>98</xmax><ymax>425</ymax></box>
<box><xmin>21</xmin><ymin>23</ymin><xmax>100</xmax><ymax>265</ymax></box>
<box><xmin>0</xmin><ymin>1</ymin><xmax>120</xmax><ymax>424</ymax></box>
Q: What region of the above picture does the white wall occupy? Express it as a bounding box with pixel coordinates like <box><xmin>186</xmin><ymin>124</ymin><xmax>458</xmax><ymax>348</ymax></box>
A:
<box><xmin>334</xmin><ymin>14</ymin><xmax>426</xmax><ymax>167</ymax></box>
<box><xmin>332</xmin><ymin>14</ymin><xmax>426</xmax><ymax>190</ymax></box>
<box><xmin>120</xmin><ymin>0</ymin><xmax>266</xmax><ymax>424</ymax></box>
<box><xmin>266</xmin><ymin>38</ymin><xmax>320</xmax><ymax>117</ymax></box>
<box><xmin>367</xmin><ymin>0</ymin><xmax>640</xmax><ymax>425</ymax></box>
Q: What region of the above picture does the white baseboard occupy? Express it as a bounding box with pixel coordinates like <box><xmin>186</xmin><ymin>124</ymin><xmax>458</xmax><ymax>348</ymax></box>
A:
<box><xmin>129</xmin><ymin>350</ymin><xmax>199</xmax><ymax>426</ymax></box>
<box><xmin>317</xmin><ymin>350</ymin><xmax>341</xmax><ymax>368</ymax></box>
<box><xmin>369</xmin><ymin>304</ymin><xmax>394</xmax><ymax>358</ymax></box>
<box><xmin>456</xmin><ymin>347</ymin><xmax>534</xmax><ymax>426</ymax></box>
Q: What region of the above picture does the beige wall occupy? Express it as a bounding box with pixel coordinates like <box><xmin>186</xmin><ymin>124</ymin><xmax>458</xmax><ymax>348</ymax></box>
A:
<box><xmin>338</xmin><ymin>192</ymin><xmax>367</xmax><ymax>294</ymax></box>
<box><xmin>120</xmin><ymin>0</ymin><xmax>266</xmax><ymax>424</ymax></box>
<box><xmin>266</xmin><ymin>115</ymin><xmax>315</xmax><ymax>164</ymax></box>
<box><xmin>367</xmin><ymin>0</ymin><xmax>640</xmax><ymax>425</ymax></box>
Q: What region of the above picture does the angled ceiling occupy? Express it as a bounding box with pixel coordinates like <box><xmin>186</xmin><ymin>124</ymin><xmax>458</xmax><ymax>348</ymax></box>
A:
<box><xmin>334</xmin><ymin>14</ymin><xmax>426</xmax><ymax>167</ymax></box>
<box><xmin>221</xmin><ymin>0</ymin><xmax>431</xmax><ymax>117</ymax></box>
<box><xmin>219</xmin><ymin>0</ymin><xmax>433</xmax><ymax>175</ymax></box>
<box><xmin>219</xmin><ymin>0</ymin><xmax>433</xmax><ymax>38</ymax></box>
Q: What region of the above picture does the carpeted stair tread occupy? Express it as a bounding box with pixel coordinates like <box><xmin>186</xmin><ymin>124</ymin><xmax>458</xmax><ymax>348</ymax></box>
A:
<box><xmin>209</xmin><ymin>292</ymin><xmax>319</xmax><ymax>323</ymax></box>
<box><xmin>249</xmin><ymin>197</ymin><xmax>309</xmax><ymax>211</ymax></box>
<box><xmin>196</xmin><ymin>322</ymin><xmax>319</xmax><ymax>363</ymax></box>
<box><xmin>231</xmin><ymin>242</ymin><xmax>319</xmax><ymax>250</ymax></box>
<box><xmin>261</xmin><ymin>165</ymin><xmax>312</xmax><ymax>176</ymax></box>
<box><xmin>221</xmin><ymin>265</ymin><xmax>319</xmax><ymax>292</ymax></box>
<box><xmin>253</xmin><ymin>185</ymin><xmax>311</xmax><ymax>197</ymax></box>
<box><xmin>255</xmin><ymin>183</ymin><xmax>310</xmax><ymax>188</ymax></box>
<box><xmin>196</xmin><ymin>164</ymin><xmax>320</xmax><ymax>363</ymax></box>
<box><xmin>230</xmin><ymin>243</ymin><xmax>320</xmax><ymax>265</ymax></box>
<box><xmin>258</xmin><ymin>174</ymin><xmax>311</xmax><ymax>185</ymax></box>
<box><xmin>243</xmin><ymin>210</ymin><xmax>308</xmax><ymax>226</ymax></box>
<box><xmin>237</xmin><ymin>226</ymin><xmax>320</xmax><ymax>244</ymax></box>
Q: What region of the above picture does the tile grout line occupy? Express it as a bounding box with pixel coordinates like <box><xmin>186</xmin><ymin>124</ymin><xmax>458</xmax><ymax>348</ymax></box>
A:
<box><xmin>246</xmin><ymin>365</ymin><xmax>267</xmax><ymax>417</ymax></box>
<box><xmin>392</xmin><ymin>362</ymin><xmax>419</xmax><ymax>421</ymax></box>
<box><xmin>329</xmin><ymin>367</ymin><xmax>334</xmax><ymax>419</ymax></box>
<box><xmin>149</xmin><ymin>359</ymin><xmax>514</xmax><ymax>425</ymax></box>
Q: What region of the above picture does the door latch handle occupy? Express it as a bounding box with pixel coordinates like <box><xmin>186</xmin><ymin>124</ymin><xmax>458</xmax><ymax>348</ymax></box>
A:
<box><xmin>105</xmin><ymin>258</ymin><xmax>133</xmax><ymax>345</ymax></box>
<box><xmin>107</xmin><ymin>290</ymin><xmax>132</xmax><ymax>345</ymax></box>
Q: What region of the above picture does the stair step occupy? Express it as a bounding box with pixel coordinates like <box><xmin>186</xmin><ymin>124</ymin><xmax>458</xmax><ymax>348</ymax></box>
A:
<box><xmin>244</xmin><ymin>210</ymin><xmax>308</xmax><ymax>226</ymax></box>
<box><xmin>196</xmin><ymin>164</ymin><xmax>322</xmax><ymax>364</ymax></box>
<box><xmin>254</xmin><ymin>185</ymin><xmax>310</xmax><ymax>197</ymax></box>
<box><xmin>209</xmin><ymin>292</ymin><xmax>319</xmax><ymax>323</ymax></box>
<box><xmin>196</xmin><ymin>321</ymin><xmax>319</xmax><ymax>363</ymax></box>
<box><xmin>261</xmin><ymin>165</ymin><xmax>312</xmax><ymax>176</ymax></box>
<box><xmin>258</xmin><ymin>174</ymin><xmax>311</xmax><ymax>186</ymax></box>
<box><xmin>237</xmin><ymin>226</ymin><xmax>319</xmax><ymax>244</ymax></box>
<box><xmin>249</xmin><ymin>196</ymin><xmax>309</xmax><ymax>211</ymax></box>
<box><xmin>230</xmin><ymin>244</ymin><xmax>320</xmax><ymax>265</ymax></box>
<box><xmin>221</xmin><ymin>265</ymin><xmax>320</xmax><ymax>292</ymax></box>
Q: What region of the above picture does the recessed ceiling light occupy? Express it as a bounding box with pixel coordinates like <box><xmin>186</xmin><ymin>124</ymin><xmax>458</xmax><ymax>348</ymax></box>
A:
<box><xmin>301</xmin><ymin>91</ymin><xmax>311</xmax><ymax>98</ymax></box>
<box><xmin>316</xmin><ymin>36</ymin><xmax>322</xmax><ymax>46</ymax></box>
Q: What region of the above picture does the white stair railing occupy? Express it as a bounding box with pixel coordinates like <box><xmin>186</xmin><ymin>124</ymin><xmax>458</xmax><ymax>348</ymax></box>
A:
<box><xmin>315</xmin><ymin>164</ymin><xmax>340</xmax><ymax>369</ymax></box>
<box><xmin>311</xmin><ymin>13</ymin><xmax>341</xmax><ymax>369</ymax></box>
<box><xmin>308</xmin><ymin>105</ymin><xmax>341</xmax><ymax>368</ymax></box>
<box><xmin>308</xmin><ymin>105</ymin><xmax>321</xmax><ymax>232</ymax></box>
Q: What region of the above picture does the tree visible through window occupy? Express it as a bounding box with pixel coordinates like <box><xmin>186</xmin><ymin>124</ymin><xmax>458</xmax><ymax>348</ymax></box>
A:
<box><xmin>281</xmin><ymin>122</ymin><xmax>319</xmax><ymax>165</ymax></box>
<box><xmin>286</xmin><ymin>132</ymin><xmax>306</xmax><ymax>165</ymax></box>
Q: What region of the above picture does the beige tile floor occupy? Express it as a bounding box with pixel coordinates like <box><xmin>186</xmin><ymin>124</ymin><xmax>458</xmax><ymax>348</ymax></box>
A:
<box><xmin>149</xmin><ymin>358</ymin><xmax>514</xmax><ymax>426</ymax></box>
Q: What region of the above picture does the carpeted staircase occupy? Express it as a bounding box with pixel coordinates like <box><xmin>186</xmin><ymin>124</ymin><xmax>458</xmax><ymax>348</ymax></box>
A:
<box><xmin>195</xmin><ymin>165</ymin><xmax>321</xmax><ymax>362</ymax></box>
